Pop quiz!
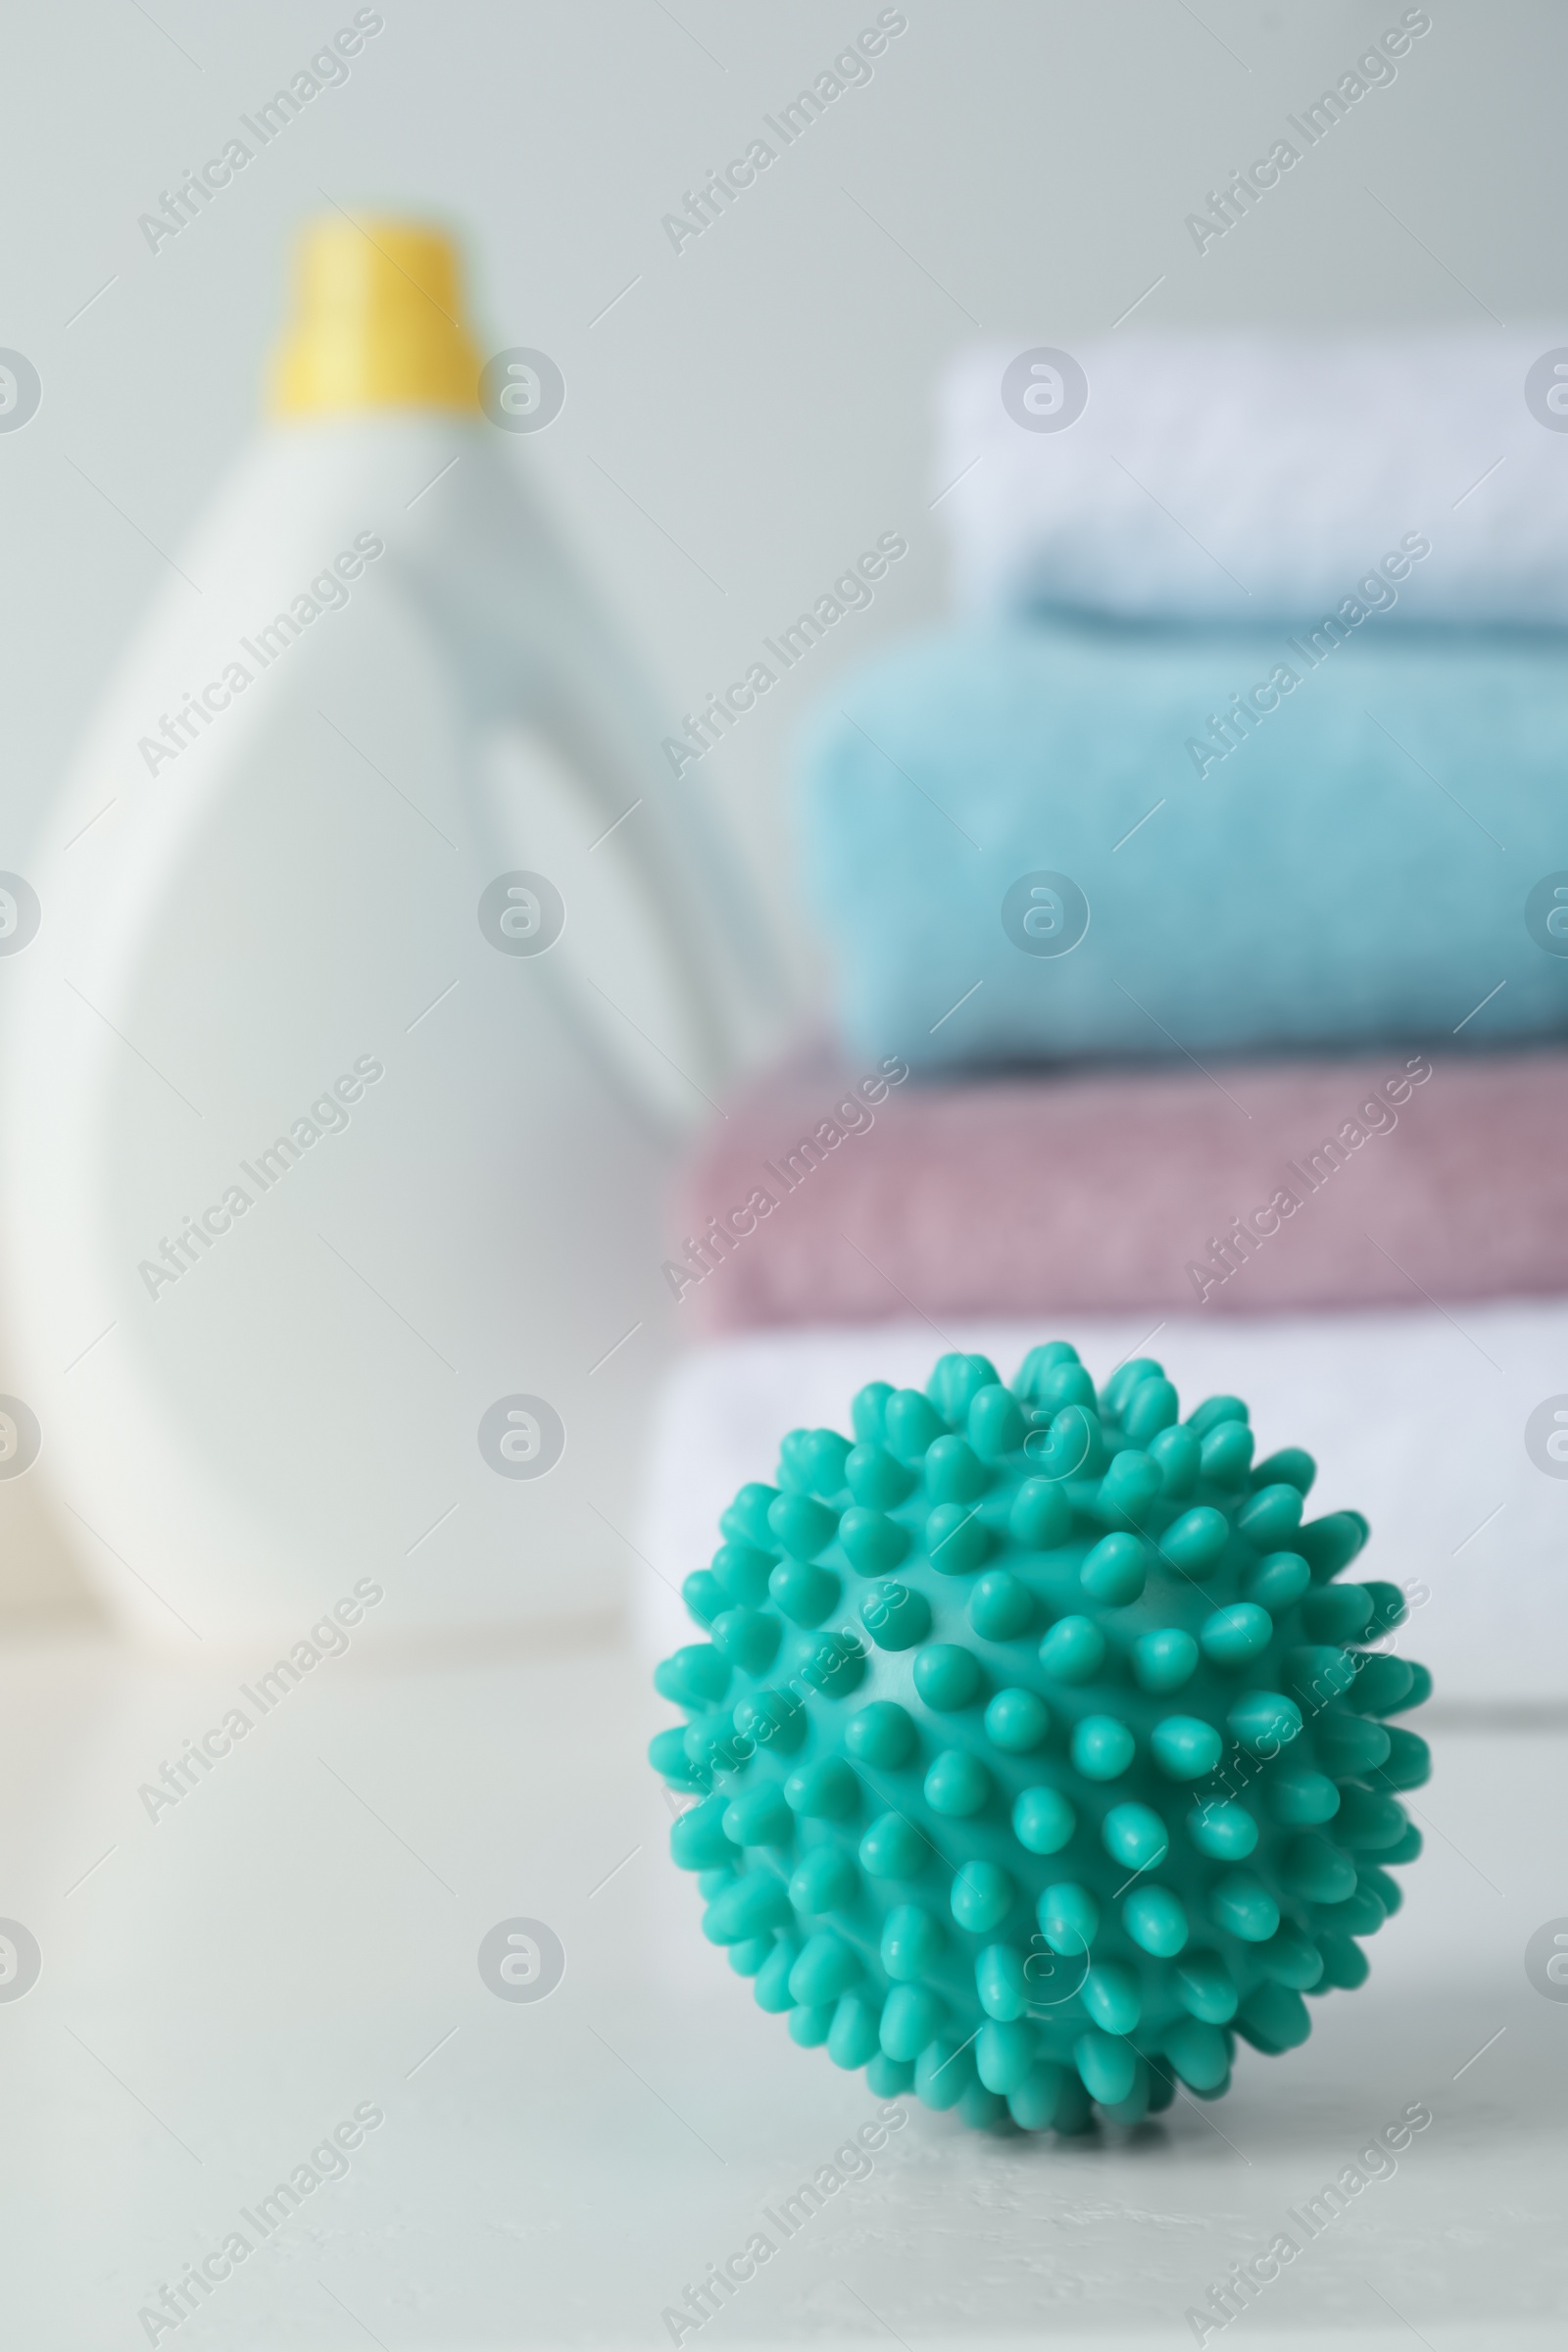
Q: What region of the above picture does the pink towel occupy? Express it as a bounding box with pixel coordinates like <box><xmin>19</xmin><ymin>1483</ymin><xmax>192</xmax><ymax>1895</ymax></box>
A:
<box><xmin>666</xmin><ymin>1042</ymin><xmax>1568</xmax><ymax>1333</ymax></box>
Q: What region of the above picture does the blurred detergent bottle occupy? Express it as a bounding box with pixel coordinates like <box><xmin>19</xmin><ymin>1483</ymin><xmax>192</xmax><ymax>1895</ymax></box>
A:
<box><xmin>0</xmin><ymin>218</ymin><xmax>773</xmax><ymax>1647</ymax></box>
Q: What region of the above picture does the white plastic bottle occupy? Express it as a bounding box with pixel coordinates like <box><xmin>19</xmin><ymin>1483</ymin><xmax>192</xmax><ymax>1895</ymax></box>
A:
<box><xmin>0</xmin><ymin>220</ymin><xmax>771</xmax><ymax>1648</ymax></box>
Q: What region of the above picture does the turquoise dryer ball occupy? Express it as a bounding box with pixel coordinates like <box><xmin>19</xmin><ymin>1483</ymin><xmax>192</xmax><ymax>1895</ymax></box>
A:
<box><xmin>650</xmin><ymin>1347</ymin><xmax>1432</xmax><ymax>2134</ymax></box>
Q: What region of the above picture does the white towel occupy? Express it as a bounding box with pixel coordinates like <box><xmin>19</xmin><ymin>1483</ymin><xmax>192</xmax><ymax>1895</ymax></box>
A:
<box><xmin>936</xmin><ymin>331</ymin><xmax>1568</xmax><ymax>623</ymax></box>
<box><xmin>639</xmin><ymin>1301</ymin><xmax>1568</xmax><ymax>1708</ymax></box>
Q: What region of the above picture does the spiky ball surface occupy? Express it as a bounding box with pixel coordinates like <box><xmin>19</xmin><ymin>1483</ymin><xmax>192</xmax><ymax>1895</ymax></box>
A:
<box><xmin>650</xmin><ymin>1346</ymin><xmax>1432</xmax><ymax>2134</ymax></box>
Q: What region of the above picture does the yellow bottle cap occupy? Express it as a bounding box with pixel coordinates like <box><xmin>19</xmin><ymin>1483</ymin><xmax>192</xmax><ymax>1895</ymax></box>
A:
<box><xmin>270</xmin><ymin>216</ymin><xmax>482</xmax><ymax>416</ymax></box>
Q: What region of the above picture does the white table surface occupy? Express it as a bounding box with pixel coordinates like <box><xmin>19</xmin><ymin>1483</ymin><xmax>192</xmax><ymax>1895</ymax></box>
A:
<box><xmin>2</xmin><ymin>1632</ymin><xmax>1563</xmax><ymax>2350</ymax></box>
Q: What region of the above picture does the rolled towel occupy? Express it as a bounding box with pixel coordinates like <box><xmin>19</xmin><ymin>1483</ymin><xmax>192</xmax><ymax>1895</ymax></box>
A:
<box><xmin>667</xmin><ymin>1040</ymin><xmax>1568</xmax><ymax>1335</ymax></box>
<box><xmin>938</xmin><ymin>331</ymin><xmax>1568</xmax><ymax>624</ymax></box>
<box><xmin>798</xmin><ymin>621</ymin><xmax>1568</xmax><ymax>1072</ymax></box>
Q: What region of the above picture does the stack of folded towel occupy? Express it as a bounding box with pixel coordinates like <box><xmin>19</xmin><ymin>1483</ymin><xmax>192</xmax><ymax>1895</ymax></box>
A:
<box><xmin>670</xmin><ymin>333</ymin><xmax>1568</xmax><ymax>1332</ymax></box>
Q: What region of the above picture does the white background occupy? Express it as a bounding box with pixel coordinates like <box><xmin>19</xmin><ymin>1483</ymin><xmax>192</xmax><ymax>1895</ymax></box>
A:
<box><xmin>0</xmin><ymin>0</ymin><xmax>1558</xmax><ymax>1615</ymax></box>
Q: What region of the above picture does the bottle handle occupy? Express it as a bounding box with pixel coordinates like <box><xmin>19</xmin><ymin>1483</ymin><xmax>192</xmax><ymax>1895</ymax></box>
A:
<box><xmin>473</xmin><ymin>704</ymin><xmax>758</xmax><ymax>1137</ymax></box>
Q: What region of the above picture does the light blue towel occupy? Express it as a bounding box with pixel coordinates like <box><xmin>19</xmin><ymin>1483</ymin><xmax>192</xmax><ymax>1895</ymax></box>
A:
<box><xmin>797</xmin><ymin>618</ymin><xmax>1568</xmax><ymax>1071</ymax></box>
